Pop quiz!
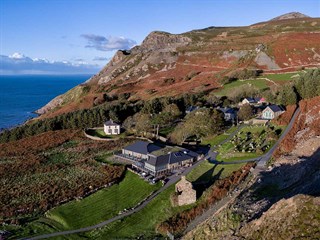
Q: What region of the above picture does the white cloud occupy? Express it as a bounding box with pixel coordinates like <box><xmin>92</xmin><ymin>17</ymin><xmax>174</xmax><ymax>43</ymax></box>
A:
<box><xmin>9</xmin><ymin>52</ymin><xmax>26</xmax><ymax>59</ymax></box>
<box><xmin>81</xmin><ymin>34</ymin><xmax>136</xmax><ymax>51</ymax></box>
<box><xmin>0</xmin><ymin>53</ymin><xmax>100</xmax><ymax>75</ymax></box>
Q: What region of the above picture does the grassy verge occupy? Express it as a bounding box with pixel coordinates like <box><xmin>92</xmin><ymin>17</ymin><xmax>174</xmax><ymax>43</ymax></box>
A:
<box><xmin>6</xmin><ymin>171</ymin><xmax>161</xmax><ymax>239</ymax></box>
<box><xmin>186</xmin><ymin>160</ymin><xmax>245</xmax><ymax>184</ymax></box>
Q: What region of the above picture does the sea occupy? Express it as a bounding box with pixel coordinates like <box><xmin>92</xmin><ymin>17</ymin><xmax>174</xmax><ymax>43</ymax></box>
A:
<box><xmin>0</xmin><ymin>74</ymin><xmax>92</xmax><ymax>130</ymax></box>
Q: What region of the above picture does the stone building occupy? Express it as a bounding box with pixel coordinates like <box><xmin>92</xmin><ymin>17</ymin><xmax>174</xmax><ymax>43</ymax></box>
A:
<box><xmin>175</xmin><ymin>176</ymin><xmax>196</xmax><ymax>206</ymax></box>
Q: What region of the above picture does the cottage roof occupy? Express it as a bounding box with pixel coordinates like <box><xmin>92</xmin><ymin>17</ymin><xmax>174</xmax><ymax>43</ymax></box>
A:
<box><xmin>104</xmin><ymin>119</ymin><xmax>120</xmax><ymax>126</ymax></box>
<box><xmin>266</xmin><ymin>104</ymin><xmax>283</xmax><ymax>113</ymax></box>
<box><xmin>217</xmin><ymin>107</ymin><xmax>235</xmax><ymax>114</ymax></box>
<box><xmin>123</xmin><ymin>141</ymin><xmax>162</xmax><ymax>155</ymax></box>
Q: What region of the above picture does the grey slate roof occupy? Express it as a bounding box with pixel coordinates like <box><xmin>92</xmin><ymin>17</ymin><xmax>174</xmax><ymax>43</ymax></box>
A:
<box><xmin>266</xmin><ymin>104</ymin><xmax>283</xmax><ymax>113</ymax></box>
<box><xmin>147</xmin><ymin>149</ymin><xmax>198</xmax><ymax>167</ymax></box>
<box><xmin>244</xmin><ymin>97</ymin><xmax>262</xmax><ymax>103</ymax></box>
<box><xmin>123</xmin><ymin>141</ymin><xmax>162</xmax><ymax>155</ymax></box>
<box><xmin>218</xmin><ymin>107</ymin><xmax>236</xmax><ymax>114</ymax></box>
<box><xmin>104</xmin><ymin>119</ymin><xmax>120</xmax><ymax>126</ymax></box>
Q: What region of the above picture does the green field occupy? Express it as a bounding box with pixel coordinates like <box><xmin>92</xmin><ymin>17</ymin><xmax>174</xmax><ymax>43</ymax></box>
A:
<box><xmin>84</xmin><ymin>185</ymin><xmax>194</xmax><ymax>239</ymax></box>
<box><xmin>215</xmin><ymin>79</ymin><xmax>269</xmax><ymax>96</ymax></box>
<box><xmin>264</xmin><ymin>72</ymin><xmax>301</xmax><ymax>82</ymax></box>
<box><xmin>6</xmin><ymin>171</ymin><xmax>161</xmax><ymax>239</ymax></box>
<box><xmin>186</xmin><ymin>160</ymin><xmax>245</xmax><ymax>184</ymax></box>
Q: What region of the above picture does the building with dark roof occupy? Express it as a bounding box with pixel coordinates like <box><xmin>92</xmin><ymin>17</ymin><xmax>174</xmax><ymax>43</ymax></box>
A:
<box><xmin>104</xmin><ymin>119</ymin><xmax>121</xmax><ymax>135</ymax></box>
<box><xmin>122</xmin><ymin>140</ymin><xmax>162</xmax><ymax>160</ymax></box>
<box><xmin>144</xmin><ymin>148</ymin><xmax>198</xmax><ymax>176</ymax></box>
<box><xmin>241</xmin><ymin>97</ymin><xmax>266</xmax><ymax>106</ymax></box>
<box><xmin>217</xmin><ymin>107</ymin><xmax>237</xmax><ymax>122</ymax></box>
<box><xmin>121</xmin><ymin>141</ymin><xmax>199</xmax><ymax>176</ymax></box>
<box><xmin>262</xmin><ymin>104</ymin><xmax>285</xmax><ymax>119</ymax></box>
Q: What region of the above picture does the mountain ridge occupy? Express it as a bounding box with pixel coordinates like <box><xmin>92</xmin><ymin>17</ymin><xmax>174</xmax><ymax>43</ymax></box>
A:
<box><xmin>36</xmin><ymin>14</ymin><xmax>320</xmax><ymax>118</ymax></box>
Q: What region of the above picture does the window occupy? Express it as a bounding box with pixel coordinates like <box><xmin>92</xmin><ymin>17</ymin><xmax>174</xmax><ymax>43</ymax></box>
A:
<box><xmin>108</xmin><ymin>128</ymin><xmax>112</xmax><ymax>134</ymax></box>
<box><xmin>114</xmin><ymin>129</ymin><xmax>118</xmax><ymax>134</ymax></box>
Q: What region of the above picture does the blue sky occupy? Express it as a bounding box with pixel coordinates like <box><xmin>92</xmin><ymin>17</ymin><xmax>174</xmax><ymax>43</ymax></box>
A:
<box><xmin>0</xmin><ymin>0</ymin><xmax>319</xmax><ymax>74</ymax></box>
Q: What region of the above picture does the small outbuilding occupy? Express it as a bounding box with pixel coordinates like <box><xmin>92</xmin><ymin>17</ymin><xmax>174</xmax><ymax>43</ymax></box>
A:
<box><xmin>104</xmin><ymin>119</ymin><xmax>121</xmax><ymax>135</ymax></box>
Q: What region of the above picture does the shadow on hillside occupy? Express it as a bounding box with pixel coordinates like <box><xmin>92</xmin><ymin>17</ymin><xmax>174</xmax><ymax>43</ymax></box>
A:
<box><xmin>235</xmin><ymin>147</ymin><xmax>320</xmax><ymax>222</ymax></box>
<box><xmin>192</xmin><ymin>164</ymin><xmax>224</xmax><ymax>198</ymax></box>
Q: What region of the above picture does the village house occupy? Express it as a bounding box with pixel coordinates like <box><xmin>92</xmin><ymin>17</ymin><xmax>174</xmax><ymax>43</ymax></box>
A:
<box><xmin>261</xmin><ymin>104</ymin><xmax>285</xmax><ymax>119</ymax></box>
<box><xmin>120</xmin><ymin>141</ymin><xmax>199</xmax><ymax>176</ymax></box>
<box><xmin>104</xmin><ymin>119</ymin><xmax>121</xmax><ymax>135</ymax></box>
<box><xmin>217</xmin><ymin>106</ymin><xmax>237</xmax><ymax>122</ymax></box>
<box><xmin>240</xmin><ymin>97</ymin><xmax>266</xmax><ymax>106</ymax></box>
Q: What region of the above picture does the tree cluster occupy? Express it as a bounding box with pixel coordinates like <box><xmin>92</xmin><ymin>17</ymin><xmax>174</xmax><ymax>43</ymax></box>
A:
<box><xmin>170</xmin><ymin>108</ymin><xmax>225</xmax><ymax>144</ymax></box>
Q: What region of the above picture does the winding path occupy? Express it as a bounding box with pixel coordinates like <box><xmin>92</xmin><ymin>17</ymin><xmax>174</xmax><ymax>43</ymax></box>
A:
<box><xmin>23</xmin><ymin>107</ymin><xmax>300</xmax><ymax>239</ymax></box>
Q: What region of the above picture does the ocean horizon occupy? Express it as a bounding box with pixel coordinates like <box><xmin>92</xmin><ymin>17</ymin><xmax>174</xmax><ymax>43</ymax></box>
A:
<box><xmin>0</xmin><ymin>74</ymin><xmax>92</xmax><ymax>130</ymax></box>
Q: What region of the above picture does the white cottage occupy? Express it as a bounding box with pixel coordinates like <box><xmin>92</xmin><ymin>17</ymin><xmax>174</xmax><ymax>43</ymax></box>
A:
<box><xmin>104</xmin><ymin>119</ymin><xmax>121</xmax><ymax>135</ymax></box>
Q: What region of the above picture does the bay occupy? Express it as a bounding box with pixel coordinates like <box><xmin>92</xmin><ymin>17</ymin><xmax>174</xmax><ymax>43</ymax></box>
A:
<box><xmin>0</xmin><ymin>74</ymin><xmax>92</xmax><ymax>130</ymax></box>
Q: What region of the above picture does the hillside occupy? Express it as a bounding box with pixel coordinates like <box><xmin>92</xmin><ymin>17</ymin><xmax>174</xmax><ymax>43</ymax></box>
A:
<box><xmin>36</xmin><ymin>14</ymin><xmax>320</xmax><ymax>118</ymax></box>
<box><xmin>183</xmin><ymin>95</ymin><xmax>320</xmax><ymax>240</ymax></box>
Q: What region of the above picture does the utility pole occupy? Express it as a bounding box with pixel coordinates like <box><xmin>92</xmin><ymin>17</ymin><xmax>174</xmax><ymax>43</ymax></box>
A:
<box><xmin>156</xmin><ymin>124</ymin><xmax>159</xmax><ymax>139</ymax></box>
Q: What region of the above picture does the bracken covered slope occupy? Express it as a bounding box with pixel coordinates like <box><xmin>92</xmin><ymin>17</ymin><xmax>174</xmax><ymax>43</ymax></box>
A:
<box><xmin>37</xmin><ymin>15</ymin><xmax>320</xmax><ymax>118</ymax></box>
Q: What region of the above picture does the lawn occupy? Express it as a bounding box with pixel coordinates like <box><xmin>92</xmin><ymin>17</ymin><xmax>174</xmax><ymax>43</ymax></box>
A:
<box><xmin>215</xmin><ymin>79</ymin><xmax>269</xmax><ymax>96</ymax></box>
<box><xmin>186</xmin><ymin>160</ymin><xmax>245</xmax><ymax>184</ymax></box>
<box><xmin>263</xmin><ymin>72</ymin><xmax>301</xmax><ymax>82</ymax></box>
<box><xmin>202</xmin><ymin>126</ymin><xmax>238</xmax><ymax>147</ymax></box>
<box><xmin>46</xmin><ymin>171</ymin><xmax>161</xmax><ymax>230</ymax></box>
<box><xmin>84</xmin><ymin>185</ymin><xmax>195</xmax><ymax>239</ymax></box>
<box><xmin>6</xmin><ymin>171</ymin><xmax>161</xmax><ymax>239</ymax></box>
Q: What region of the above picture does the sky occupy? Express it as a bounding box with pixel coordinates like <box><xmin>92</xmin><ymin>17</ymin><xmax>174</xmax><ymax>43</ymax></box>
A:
<box><xmin>0</xmin><ymin>0</ymin><xmax>319</xmax><ymax>74</ymax></box>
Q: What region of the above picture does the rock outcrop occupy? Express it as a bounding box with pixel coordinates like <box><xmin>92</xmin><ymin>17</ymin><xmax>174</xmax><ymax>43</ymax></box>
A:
<box><xmin>270</xmin><ymin>12</ymin><xmax>311</xmax><ymax>21</ymax></box>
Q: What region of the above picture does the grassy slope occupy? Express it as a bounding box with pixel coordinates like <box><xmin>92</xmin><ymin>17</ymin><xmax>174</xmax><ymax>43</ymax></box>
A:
<box><xmin>186</xmin><ymin>160</ymin><xmax>245</xmax><ymax>184</ymax></box>
<box><xmin>7</xmin><ymin>171</ymin><xmax>160</xmax><ymax>239</ymax></box>
<box><xmin>215</xmin><ymin>79</ymin><xmax>269</xmax><ymax>96</ymax></box>
<box><xmin>85</xmin><ymin>185</ymin><xmax>194</xmax><ymax>239</ymax></box>
<box><xmin>263</xmin><ymin>72</ymin><xmax>301</xmax><ymax>82</ymax></box>
<box><xmin>46</xmin><ymin>171</ymin><xmax>161</xmax><ymax>230</ymax></box>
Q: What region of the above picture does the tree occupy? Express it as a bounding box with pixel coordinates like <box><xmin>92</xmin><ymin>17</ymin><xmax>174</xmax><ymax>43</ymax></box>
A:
<box><xmin>276</xmin><ymin>85</ymin><xmax>297</xmax><ymax>105</ymax></box>
<box><xmin>170</xmin><ymin>108</ymin><xmax>225</xmax><ymax>144</ymax></box>
<box><xmin>134</xmin><ymin>113</ymin><xmax>152</xmax><ymax>135</ymax></box>
<box><xmin>238</xmin><ymin>104</ymin><xmax>254</xmax><ymax>121</ymax></box>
